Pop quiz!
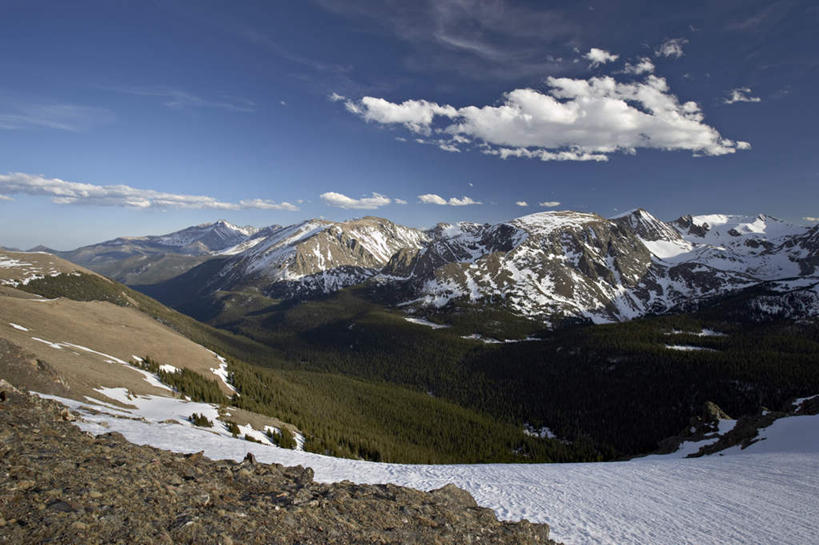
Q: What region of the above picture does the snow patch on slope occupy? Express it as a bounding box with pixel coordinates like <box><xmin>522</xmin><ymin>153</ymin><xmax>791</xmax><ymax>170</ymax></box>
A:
<box><xmin>208</xmin><ymin>352</ymin><xmax>237</xmax><ymax>394</ymax></box>
<box><xmin>404</xmin><ymin>317</ymin><xmax>451</xmax><ymax>329</ymax></box>
<box><xmin>27</xmin><ymin>334</ymin><xmax>171</xmax><ymax>391</ymax></box>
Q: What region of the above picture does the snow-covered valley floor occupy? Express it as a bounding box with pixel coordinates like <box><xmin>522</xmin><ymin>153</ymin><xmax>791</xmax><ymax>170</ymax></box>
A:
<box><xmin>40</xmin><ymin>393</ymin><xmax>819</xmax><ymax>545</ymax></box>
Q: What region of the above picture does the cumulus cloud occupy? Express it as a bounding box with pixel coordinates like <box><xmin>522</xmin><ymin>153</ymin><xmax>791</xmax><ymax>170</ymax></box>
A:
<box><xmin>724</xmin><ymin>87</ymin><xmax>761</xmax><ymax>104</ymax></box>
<box><xmin>805</xmin><ymin>217</ymin><xmax>819</xmax><ymax>223</ymax></box>
<box><xmin>0</xmin><ymin>194</ymin><xmax>12</xmax><ymax>201</ymax></box>
<box><xmin>483</xmin><ymin>147</ymin><xmax>607</xmax><ymax>162</ymax></box>
<box><xmin>515</xmin><ymin>201</ymin><xmax>528</xmax><ymax>207</ymax></box>
<box><xmin>623</xmin><ymin>57</ymin><xmax>655</xmax><ymax>75</ymax></box>
<box><xmin>394</xmin><ymin>198</ymin><xmax>408</xmax><ymax>205</ymax></box>
<box><xmin>438</xmin><ymin>143</ymin><xmax>460</xmax><ymax>152</ymax></box>
<box><xmin>539</xmin><ymin>201</ymin><xmax>561</xmax><ymax>207</ymax></box>
<box><xmin>418</xmin><ymin>194</ymin><xmax>447</xmax><ymax>205</ymax></box>
<box><xmin>655</xmin><ymin>38</ymin><xmax>688</xmax><ymax>59</ymax></box>
<box><xmin>418</xmin><ymin>194</ymin><xmax>482</xmax><ymax>206</ymax></box>
<box><xmin>449</xmin><ymin>196</ymin><xmax>481</xmax><ymax>206</ymax></box>
<box><xmin>584</xmin><ymin>48</ymin><xmax>619</xmax><ymax>67</ymax></box>
<box><xmin>0</xmin><ymin>172</ymin><xmax>299</xmax><ymax>211</ymax></box>
<box><xmin>320</xmin><ymin>191</ymin><xmax>391</xmax><ymax>209</ymax></box>
<box><xmin>337</xmin><ymin>75</ymin><xmax>749</xmax><ymax>161</ymax></box>
<box><xmin>343</xmin><ymin>96</ymin><xmax>458</xmax><ymax>134</ymax></box>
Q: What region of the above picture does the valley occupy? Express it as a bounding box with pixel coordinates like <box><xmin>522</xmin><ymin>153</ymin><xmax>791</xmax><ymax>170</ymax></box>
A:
<box><xmin>2</xmin><ymin>208</ymin><xmax>818</xmax><ymax>545</ymax></box>
<box><xmin>3</xmin><ymin>208</ymin><xmax>818</xmax><ymax>464</ymax></box>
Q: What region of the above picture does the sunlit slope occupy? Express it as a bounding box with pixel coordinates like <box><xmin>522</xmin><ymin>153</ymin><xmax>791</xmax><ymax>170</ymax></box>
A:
<box><xmin>0</xmin><ymin>249</ymin><xmax>576</xmax><ymax>464</ymax></box>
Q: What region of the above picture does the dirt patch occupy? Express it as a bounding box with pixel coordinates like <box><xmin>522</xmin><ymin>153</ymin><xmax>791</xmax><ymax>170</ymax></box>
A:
<box><xmin>0</xmin><ymin>290</ymin><xmax>235</xmax><ymax>400</ymax></box>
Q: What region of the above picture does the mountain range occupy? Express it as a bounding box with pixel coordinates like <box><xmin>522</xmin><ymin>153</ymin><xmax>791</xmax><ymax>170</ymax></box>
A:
<box><xmin>2</xmin><ymin>211</ymin><xmax>818</xmax><ymax>471</ymax></box>
<box><xmin>40</xmin><ymin>209</ymin><xmax>819</xmax><ymax>325</ymax></box>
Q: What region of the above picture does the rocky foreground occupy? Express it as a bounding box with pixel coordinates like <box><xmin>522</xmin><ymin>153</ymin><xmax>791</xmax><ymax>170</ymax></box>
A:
<box><xmin>0</xmin><ymin>381</ymin><xmax>558</xmax><ymax>545</ymax></box>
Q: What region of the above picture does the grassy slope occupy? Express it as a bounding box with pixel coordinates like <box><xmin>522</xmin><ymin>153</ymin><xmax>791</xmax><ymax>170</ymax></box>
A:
<box><xmin>17</xmin><ymin>273</ymin><xmax>577</xmax><ymax>463</ymax></box>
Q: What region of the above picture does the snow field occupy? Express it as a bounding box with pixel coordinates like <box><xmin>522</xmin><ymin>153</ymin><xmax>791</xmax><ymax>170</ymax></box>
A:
<box><xmin>35</xmin><ymin>391</ymin><xmax>819</xmax><ymax>545</ymax></box>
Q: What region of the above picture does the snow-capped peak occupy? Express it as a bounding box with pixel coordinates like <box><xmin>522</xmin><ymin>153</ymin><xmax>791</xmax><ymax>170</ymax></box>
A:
<box><xmin>612</xmin><ymin>209</ymin><xmax>682</xmax><ymax>243</ymax></box>
<box><xmin>206</xmin><ymin>219</ymin><xmax>259</xmax><ymax>237</ymax></box>
<box><xmin>152</xmin><ymin>220</ymin><xmax>260</xmax><ymax>252</ymax></box>
<box><xmin>511</xmin><ymin>211</ymin><xmax>601</xmax><ymax>236</ymax></box>
<box><xmin>675</xmin><ymin>214</ymin><xmax>802</xmax><ymax>243</ymax></box>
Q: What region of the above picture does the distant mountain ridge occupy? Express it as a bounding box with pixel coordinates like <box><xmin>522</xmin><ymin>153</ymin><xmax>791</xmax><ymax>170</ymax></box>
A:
<box><xmin>44</xmin><ymin>220</ymin><xmax>261</xmax><ymax>285</ymax></box>
<box><xmin>36</xmin><ymin>210</ymin><xmax>819</xmax><ymax>324</ymax></box>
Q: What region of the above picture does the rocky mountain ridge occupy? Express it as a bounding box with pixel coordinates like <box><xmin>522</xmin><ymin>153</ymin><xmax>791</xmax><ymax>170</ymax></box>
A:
<box><xmin>213</xmin><ymin>216</ymin><xmax>428</xmax><ymax>299</ymax></box>
<box><xmin>31</xmin><ymin>210</ymin><xmax>819</xmax><ymax>325</ymax></box>
<box><xmin>41</xmin><ymin>220</ymin><xmax>261</xmax><ymax>285</ymax></box>
<box><xmin>382</xmin><ymin>209</ymin><xmax>818</xmax><ymax>324</ymax></box>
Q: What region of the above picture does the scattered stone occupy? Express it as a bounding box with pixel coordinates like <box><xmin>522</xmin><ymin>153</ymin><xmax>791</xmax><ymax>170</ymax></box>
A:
<box><xmin>186</xmin><ymin>451</ymin><xmax>204</xmax><ymax>463</ymax></box>
<box><xmin>46</xmin><ymin>500</ymin><xmax>76</xmax><ymax>513</ymax></box>
<box><xmin>15</xmin><ymin>480</ymin><xmax>36</xmax><ymax>491</ymax></box>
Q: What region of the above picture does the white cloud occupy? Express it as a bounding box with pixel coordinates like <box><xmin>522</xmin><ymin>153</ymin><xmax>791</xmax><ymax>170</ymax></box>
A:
<box><xmin>0</xmin><ymin>172</ymin><xmax>299</xmax><ymax>211</ymax></box>
<box><xmin>418</xmin><ymin>193</ymin><xmax>448</xmax><ymax>205</ymax></box>
<box><xmin>483</xmin><ymin>147</ymin><xmax>608</xmax><ymax>162</ymax></box>
<box><xmin>394</xmin><ymin>198</ymin><xmax>408</xmax><ymax>205</ymax></box>
<box><xmin>515</xmin><ymin>201</ymin><xmax>528</xmax><ymax>207</ymax></box>
<box><xmin>418</xmin><ymin>193</ymin><xmax>481</xmax><ymax>206</ymax></box>
<box><xmin>344</xmin><ymin>96</ymin><xmax>458</xmax><ymax>134</ymax></box>
<box><xmin>0</xmin><ymin>194</ymin><xmax>12</xmax><ymax>201</ymax></box>
<box><xmin>539</xmin><ymin>201</ymin><xmax>561</xmax><ymax>207</ymax></box>
<box><xmin>584</xmin><ymin>48</ymin><xmax>618</xmax><ymax>67</ymax></box>
<box><xmin>238</xmin><ymin>198</ymin><xmax>299</xmax><ymax>211</ymax></box>
<box><xmin>623</xmin><ymin>57</ymin><xmax>655</xmax><ymax>75</ymax></box>
<box><xmin>339</xmin><ymin>74</ymin><xmax>748</xmax><ymax>161</ymax></box>
<box><xmin>724</xmin><ymin>87</ymin><xmax>761</xmax><ymax>104</ymax></box>
<box><xmin>449</xmin><ymin>196</ymin><xmax>481</xmax><ymax>206</ymax></box>
<box><xmin>329</xmin><ymin>92</ymin><xmax>346</xmax><ymax>102</ymax></box>
<box><xmin>655</xmin><ymin>38</ymin><xmax>688</xmax><ymax>59</ymax></box>
<box><xmin>319</xmin><ymin>191</ymin><xmax>391</xmax><ymax>209</ymax></box>
<box><xmin>804</xmin><ymin>217</ymin><xmax>819</xmax><ymax>223</ymax></box>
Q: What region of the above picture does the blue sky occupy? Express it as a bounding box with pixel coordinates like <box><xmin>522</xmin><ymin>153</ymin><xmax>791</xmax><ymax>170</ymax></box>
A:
<box><xmin>1</xmin><ymin>0</ymin><xmax>817</xmax><ymax>249</ymax></box>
